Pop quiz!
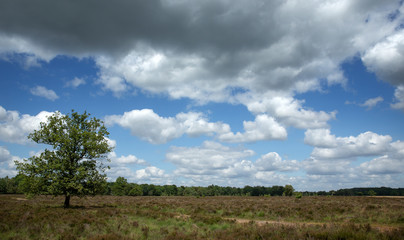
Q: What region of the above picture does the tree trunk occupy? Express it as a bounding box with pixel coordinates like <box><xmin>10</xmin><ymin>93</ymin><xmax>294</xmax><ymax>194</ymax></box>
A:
<box><xmin>64</xmin><ymin>195</ymin><xmax>70</xmax><ymax>208</ymax></box>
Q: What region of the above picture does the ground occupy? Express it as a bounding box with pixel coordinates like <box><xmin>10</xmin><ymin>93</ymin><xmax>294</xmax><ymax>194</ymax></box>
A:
<box><xmin>1</xmin><ymin>195</ymin><xmax>403</xmax><ymax>239</ymax></box>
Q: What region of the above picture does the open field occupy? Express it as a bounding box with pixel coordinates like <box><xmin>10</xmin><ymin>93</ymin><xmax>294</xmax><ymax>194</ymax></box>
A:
<box><xmin>1</xmin><ymin>195</ymin><xmax>403</xmax><ymax>239</ymax></box>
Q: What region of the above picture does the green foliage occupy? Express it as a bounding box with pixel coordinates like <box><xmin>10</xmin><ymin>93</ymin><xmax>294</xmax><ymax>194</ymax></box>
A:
<box><xmin>283</xmin><ymin>184</ymin><xmax>294</xmax><ymax>196</ymax></box>
<box><xmin>14</xmin><ymin>110</ymin><xmax>113</xmax><ymax>207</ymax></box>
<box><xmin>111</xmin><ymin>177</ymin><xmax>130</xmax><ymax>196</ymax></box>
<box><xmin>128</xmin><ymin>184</ymin><xmax>143</xmax><ymax>196</ymax></box>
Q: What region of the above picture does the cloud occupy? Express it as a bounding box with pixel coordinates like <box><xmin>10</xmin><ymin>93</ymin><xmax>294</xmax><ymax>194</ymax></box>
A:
<box><xmin>255</xmin><ymin>152</ymin><xmax>299</xmax><ymax>172</ymax></box>
<box><xmin>167</xmin><ymin>141</ymin><xmax>255</xmax><ymax>173</ymax></box>
<box><xmin>0</xmin><ymin>146</ymin><xmax>20</xmax><ymax>177</ymax></box>
<box><xmin>218</xmin><ymin>114</ymin><xmax>287</xmax><ymax>142</ymax></box>
<box><xmin>108</xmin><ymin>152</ymin><xmax>147</xmax><ymax>166</ymax></box>
<box><xmin>359</xmin><ymin>96</ymin><xmax>384</xmax><ymax>109</ymax></box>
<box><xmin>304</xmin><ymin>129</ymin><xmax>404</xmax><ymax>176</ymax></box>
<box><xmin>30</xmin><ymin>86</ymin><xmax>59</xmax><ymax>101</ymax></box>
<box><xmin>1</xmin><ymin>0</ymin><xmax>402</xmax><ymax>103</ymax></box>
<box><xmin>166</xmin><ymin>141</ymin><xmax>299</xmax><ymax>186</ymax></box>
<box><xmin>360</xmin><ymin>155</ymin><xmax>404</xmax><ymax>174</ymax></box>
<box><xmin>0</xmin><ymin>106</ymin><xmax>54</xmax><ymax>144</ymax></box>
<box><xmin>362</xmin><ymin>29</ymin><xmax>404</xmax><ymax>86</ymax></box>
<box><xmin>345</xmin><ymin>96</ymin><xmax>384</xmax><ymax>110</ymax></box>
<box><xmin>391</xmin><ymin>85</ymin><xmax>404</xmax><ymax>111</ymax></box>
<box><xmin>304</xmin><ymin>129</ymin><xmax>338</xmax><ymax>148</ymax></box>
<box><xmin>308</xmin><ymin>131</ymin><xmax>392</xmax><ymax>160</ymax></box>
<box><xmin>65</xmin><ymin>77</ymin><xmax>86</xmax><ymax>88</ymax></box>
<box><xmin>0</xmin><ymin>146</ymin><xmax>11</xmax><ymax>162</ymax></box>
<box><xmin>242</xmin><ymin>95</ymin><xmax>336</xmax><ymax>129</ymax></box>
<box><xmin>105</xmin><ymin>109</ymin><xmax>231</xmax><ymax>144</ymax></box>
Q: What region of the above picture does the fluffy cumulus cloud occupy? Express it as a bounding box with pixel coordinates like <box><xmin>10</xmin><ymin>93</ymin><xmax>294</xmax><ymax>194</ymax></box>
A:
<box><xmin>391</xmin><ymin>85</ymin><xmax>404</xmax><ymax>111</ymax></box>
<box><xmin>219</xmin><ymin>115</ymin><xmax>287</xmax><ymax>143</ymax></box>
<box><xmin>106</xmin><ymin>150</ymin><xmax>169</xmax><ymax>184</ymax></box>
<box><xmin>303</xmin><ymin>129</ymin><xmax>404</xmax><ymax>176</ymax></box>
<box><xmin>0</xmin><ymin>106</ymin><xmax>54</xmax><ymax>144</ymax></box>
<box><xmin>1</xmin><ymin>0</ymin><xmax>403</xmax><ymax>103</ymax></box>
<box><xmin>106</xmin><ymin>109</ymin><xmax>289</xmax><ymax>144</ymax></box>
<box><xmin>30</xmin><ymin>86</ymin><xmax>59</xmax><ymax>101</ymax></box>
<box><xmin>242</xmin><ymin>95</ymin><xmax>336</xmax><ymax>129</ymax></box>
<box><xmin>362</xmin><ymin>29</ymin><xmax>404</xmax><ymax>87</ymax></box>
<box><xmin>105</xmin><ymin>109</ymin><xmax>230</xmax><ymax>144</ymax></box>
<box><xmin>166</xmin><ymin>141</ymin><xmax>299</xmax><ymax>186</ymax></box>
<box><xmin>0</xmin><ymin>146</ymin><xmax>20</xmax><ymax>177</ymax></box>
<box><xmin>255</xmin><ymin>152</ymin><xmax>299</xmax><ymax>172</ymax></box>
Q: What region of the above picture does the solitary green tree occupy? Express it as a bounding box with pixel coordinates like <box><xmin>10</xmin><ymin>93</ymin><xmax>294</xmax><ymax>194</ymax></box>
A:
<box><xmin>111</xmin><ymin>176</ymin><xmax>130</xmax><ymax>196</ymax></box>
<box><xmin>15</xmin><ymin>111</ymin><xmax>113</xmax><ymax>208</ymax></box>
<box><xmin>283</xmin><ymin>184</ymin><xmax>295</xmax><ymax>196</ymax></box>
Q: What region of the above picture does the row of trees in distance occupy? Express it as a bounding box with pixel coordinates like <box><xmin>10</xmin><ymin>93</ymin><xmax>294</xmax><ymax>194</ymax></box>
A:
<box><xmin>2</xmin><ymin>175</ymin><xmax>403</xmax><ymax>197</ymax></box>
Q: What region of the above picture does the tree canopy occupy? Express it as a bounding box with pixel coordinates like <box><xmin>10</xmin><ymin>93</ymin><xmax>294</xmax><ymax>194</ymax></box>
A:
<box><xmin>15</xmin><ymin>110</ymin><xmax>113</xmax><ymax>208</ymax></box>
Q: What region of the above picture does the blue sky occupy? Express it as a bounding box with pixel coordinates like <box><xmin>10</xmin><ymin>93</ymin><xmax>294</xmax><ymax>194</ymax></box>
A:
<box><xmin>1</xmin><ymin>0</ymin><xmax>404</xmax><ymax>191</ymax></box>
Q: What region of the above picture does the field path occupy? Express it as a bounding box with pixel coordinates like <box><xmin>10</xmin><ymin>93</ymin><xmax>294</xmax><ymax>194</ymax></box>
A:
<box><xmin>223</xmin><ymin>217</ymin><xmax>401</xmax><ymax>233</ymax></box>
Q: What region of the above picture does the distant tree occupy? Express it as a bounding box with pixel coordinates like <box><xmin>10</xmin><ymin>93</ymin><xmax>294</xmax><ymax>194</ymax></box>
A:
<box><xmin>283</xmin><ymin>185</ymin><xmax>294</xmax><ymax>196</ymax></box>
<box><xmin>128</xmin><ymin>184</ymin><xmax>143</xmax><ymax>196</ymax></box>
<box><xmin>15</xmin><ymin>111</ymin><xmax>113</xmax><ymax>208</ymax></box>
<box><xmin>112</xmin><ymin>177</ymin><xmax>130</xmax><ymax>196</ymax></box>
<box><xmin>368</xmin><ymin>190</ymin><xmax>377</xmax><ymax>196</ymax></box>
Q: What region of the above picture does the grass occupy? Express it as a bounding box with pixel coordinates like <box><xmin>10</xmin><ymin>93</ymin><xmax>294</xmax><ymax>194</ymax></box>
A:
<box><xmin>1</xmin><ymin>194</ymin><xmax>403</xmax><ymax>239</ymax></box>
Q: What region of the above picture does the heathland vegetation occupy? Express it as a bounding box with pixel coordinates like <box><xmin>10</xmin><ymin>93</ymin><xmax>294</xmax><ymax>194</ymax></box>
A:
<box><xmin>1</xmin><ymin>194</ymin><xmax>403</xmax><ymax>239</ymax></box>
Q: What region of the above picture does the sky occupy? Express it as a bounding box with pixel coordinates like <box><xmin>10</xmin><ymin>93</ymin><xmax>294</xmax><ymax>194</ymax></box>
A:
<box><xmin>0</xmin><ymin>0</ymin><xmax>404</xmax><ymax>191</ymax></box>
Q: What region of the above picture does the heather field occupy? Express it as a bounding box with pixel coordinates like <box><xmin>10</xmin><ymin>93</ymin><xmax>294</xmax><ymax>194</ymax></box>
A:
<box><xmin>1</xmin><ymin>195</ymin><xmax>403</xmax><ymax>239</ymax></box>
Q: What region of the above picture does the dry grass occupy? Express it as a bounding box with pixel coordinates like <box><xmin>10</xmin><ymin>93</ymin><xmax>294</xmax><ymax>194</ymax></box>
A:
<box><xmin>1</xmin><ymin>194</ymin><xmax>403</xmax><ymax>239</ymax></box>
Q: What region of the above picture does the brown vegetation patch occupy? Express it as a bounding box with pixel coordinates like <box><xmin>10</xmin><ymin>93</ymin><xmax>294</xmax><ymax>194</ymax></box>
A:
<box><xmin>1</xmin><ymin>194</ymin><xmax>403</xmax><ymax>239</ymax></box>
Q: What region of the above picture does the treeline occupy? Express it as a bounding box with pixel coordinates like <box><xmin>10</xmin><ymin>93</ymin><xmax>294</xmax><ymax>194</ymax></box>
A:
<box><xmin>313</xmin><ymin>187</ymin><xmax>404</xmax><ymax>196</ymax></box>
<box><xmin>104</xmin><ymin>177</ymin><xmax>295</xmax><ymax>196</ymax></box>
<box><xmin>1</xmin><ymin>175</ymin><xmax>403</xmax><ymax>197</ymax></box>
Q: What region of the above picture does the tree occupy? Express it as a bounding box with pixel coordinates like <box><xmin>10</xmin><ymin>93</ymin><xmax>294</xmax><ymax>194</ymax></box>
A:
<box><xmin>15</xmin><ymin>111</ymin><xmax>113</xmax><ymax>208</ymax></box>
<box><xmin>112</xmin><ymin>176</ymin><xmax>130</xmax><ymax>196</ymax></box>
<box><xmin>128</xmin><ymin>184</ymin><xmax>143</xmax><ymax>196</ymax></box>
<box><xmin>283</xmin><ymin>184</ymin><xmax>294</xmax><ymax>196</ymax></box>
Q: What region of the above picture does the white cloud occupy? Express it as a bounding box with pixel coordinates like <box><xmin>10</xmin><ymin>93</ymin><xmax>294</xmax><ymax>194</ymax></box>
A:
<box><xmin>242</xmin><ymin>95</ymin><xmax>336</xmax><ymax>129</ymax></box>
<box><xmin>303</xmin><ymin>157</ymin><xmax>352</xmax><ymax>175</ymax></box>
<box><xmin>166</xmin><ymin>141</ymin><xmax>300</xmax><ymax>186</ymax></box>
<box><xmin>255</xmin><ymin>152</ymin><xmax>299</xmax><ymax>172</ymax></box>
<box><xmin>218</xmin><ymin>114</ymin><xmax>287</xmax><ymax>142</ymax></box>
<box><xmin>362</xmin><ymin>29</ymin><xmax>404</xmax><ymax>86</ymax></box>
<box><xmin>304</xmin><ymin>129</ymin><xmax>338</xmax><ymax>148</ymax></box>
<box><xmin>304</xmin><ymin>129</ymin><xmax>404</xmax><ymax>176</ymax></box>
<box><xmin>310</xmin><ymin>131</ymin><xmax>392</xmax><ymax>160</ymax></box>
<box><xmin>108</xmin><ymin>151</ymin><xmax>147</xmax><ymax>166</ymax></box>
<box><xmin>135</xmin><ymin>166</ymin><xmax>166</xmax><ymax>181</ymax></box>
<box><xmin>105</xmin><ymin>109</ymin><xmax>182</xmax><ymax>144</ymax></box>
<box><xmin>345</xmin><ymin>96</ymin><xmax>384</xmax><ymax>110</ymax></box>
<box><xmin>391</xmin><ymin>85</ymin><xmax>404</xmax><ymax>111</ymax></box>
<box><xmin>359</xmin><ymin>96</ymin><xmax>384</xmax><ymax>109</ymax></box>
<box><xmin>0</xmin><ymin>106</ymin><xmax>54</xmax><ymax>144</ymax></box>
<box><xmin>360</xmin><ymin>155</ymin><xmax>404</xmax><ymax>174</ymax></box>
<box><xmin>0</xmin><ymin>146</ymin><xmax>11</xmax><ymax>162</ymax></box>
<box><xmin>0</xmin><ymin>146</ymin><xmax>21</xmax><ymax>177</ymax></box>
<box><xmin>30</xmin><ymin>86</ymin><xmax>59</xmax><ymax>101</ymax></box>
<box><xmin>65</xmin><ymin>77</ymin><xmax>86</xmax><ymax>88</ymax></box>
<box><xmin>167</xmin><ymin>141</ymin><xmax>255</xmax><ymax>173</ymax></box>
<box><xmin>105</xmin><ymin>109</ymin><xmax>233</xmax><ymax>144</ymax></box>
<box><xmin>176</xmin><ymin>112</ymin><xmax>231</xmax><ymax>137</ymax></box>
